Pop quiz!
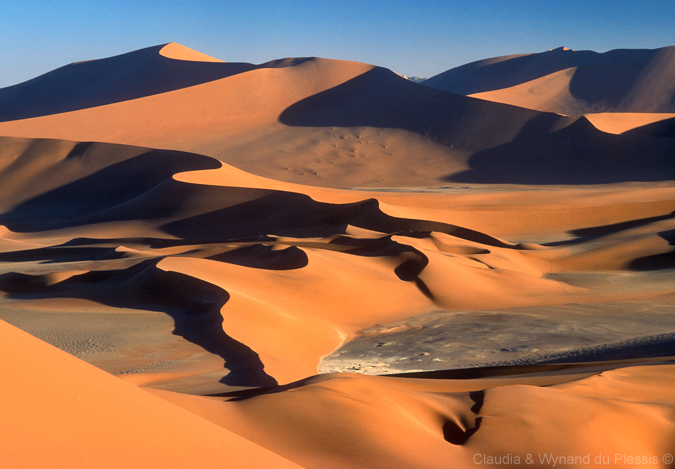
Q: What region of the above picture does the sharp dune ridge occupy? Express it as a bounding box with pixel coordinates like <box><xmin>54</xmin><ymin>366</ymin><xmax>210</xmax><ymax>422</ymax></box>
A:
<box><xmin>1</xmin><ymin>44</ymin><xmax>674</xmax><ymax>186</ymax></box>
<box><xmin>0</xmin><ymin>43</ymin><xmax>329</xmax><ymax>122</ymax></box>
<box><xmin>1</xmin><ymin>43</ymin><xmax>675</xmax><ymax>467</ymax></box>
<box><xmin>424</xmin><ymin>45</ymin><xmax>675</xmax><ymax>115</ymax></box>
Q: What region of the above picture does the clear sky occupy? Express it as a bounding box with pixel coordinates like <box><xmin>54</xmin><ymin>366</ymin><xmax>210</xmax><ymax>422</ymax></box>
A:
<box><xmin>1</xmin><ymin>0</ymin><xmax>674</xmax><ymax>88</ymax></box>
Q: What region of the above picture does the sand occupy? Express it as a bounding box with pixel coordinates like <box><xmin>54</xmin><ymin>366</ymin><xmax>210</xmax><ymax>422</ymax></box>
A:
<box><xmin>425</xmin><ymin>45</ymin><xmax>675</xmax><ymax>115</ymax></box>
<box><xmin>0</xmin><ymin>319</ymin><xmax>302</xmax><ymax>468</ymax></box>
<box><xmin>1</xmin><ymin>42</ymin><xmax>674</xmax><ymax>467</ymax></box>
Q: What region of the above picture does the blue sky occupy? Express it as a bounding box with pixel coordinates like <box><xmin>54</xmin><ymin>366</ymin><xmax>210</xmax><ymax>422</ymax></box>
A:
<box><xmin>1</xmin><ymin>0</ymin><xmax>674</xmax><ymax>88</ymax></box>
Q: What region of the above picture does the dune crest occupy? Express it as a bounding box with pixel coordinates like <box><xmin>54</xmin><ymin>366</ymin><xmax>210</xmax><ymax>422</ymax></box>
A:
<box><xmin>150</xmin><ymin>364</ymin><xmax>675</xmax><ymax>469</ymax></box>
<box><xmin>159</xmin><ymin>42</ymin><xmax>224</xmax><ymax>62</ymax></box>
<box><xmin>1</xmin><ymin>43</ymin><xmax>675</xmax><ymax>467</ymax></box>
<box><xmin>426</xmin><ymin>45</ymin><xmax>675</xmax><ymax>115</ymax></box>
<box><xmin>1</xmin><ymin>49</ymin><xmax>675</xmax><ymax>186</ymax></box>
<box><xmin>584</xmin><ymin>112</ymin><xmax>675</xmax><ymax>134</ymax></box>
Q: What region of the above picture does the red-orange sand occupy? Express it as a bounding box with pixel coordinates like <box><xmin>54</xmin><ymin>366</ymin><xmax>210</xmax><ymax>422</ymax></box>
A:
<box><xmin>1</xmin><ymin>43</ymin><xmax>674</xmax><ymax>468</ymax></box>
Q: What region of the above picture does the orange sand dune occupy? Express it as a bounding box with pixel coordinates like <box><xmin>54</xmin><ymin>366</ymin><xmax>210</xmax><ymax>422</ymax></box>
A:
<box><xmin>151</xmin><ymin>363</ymin><xmax>675</xmax><ymax>469</ymax></box>
<box><xmin>0</xmin><ymin>318</ymin><xmax>302</xmax><ymax>468</ymax></box>
<box><xmin>1</xmin><ymin>44</ymin><xmax>675</xmax><ymax>186</ymax></box>
<box><xmin>423</xmin><ymin>46</ymin><xmax>596</xmax><ymax>96</ymax></box>
<box><xmin>0</xmin><ymin>50</ymin><xmax>374</xmax><ymax>147</ymax></box>
<box><xmin>0</xmin><ymin>134</ymin><xmax>673</xmax><ymax>387</ymax></box>
<box><xmin>0</xmin><ymin>43</ymin><xmax>257</xmax><ymax>121</ymax></box>
<box><xmin>584</xmin><ymin>112</ymin><xmax>675</xmax><ymax>134</ymax></box>
<box><xmin>1</xmin><ymin>43</ymin><xmax>675</xmax><ymax>467</ymax></box>
<box><xmin>426</xmin><ymin>45</ymin><xmax>675</xmax><ymax>115</ymax></box>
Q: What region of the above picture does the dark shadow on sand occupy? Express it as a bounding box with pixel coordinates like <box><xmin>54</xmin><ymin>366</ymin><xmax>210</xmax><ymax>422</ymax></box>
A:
<box><xmin>423</xmin><ymin>47</ymin><xmax>599</xmax><ymax>95</ymax></box>
<box><xmin>630</xmin><ymin>229</ymin><xmax>675</xmax><ymax>271</ymax></box>
<box><xmin>163</xmin><ymin>193</ymin><xmax>511</xmax><ymax>248</ymax></box>
<box><xmin>278</xmin><ymin>67</ymin><xmax>675</xmax><ymax>185</ymax></box>
<box><xmin>0</xmin><ymin>259</ymin><xmax>277</xmax><ymax>387</ymax></box>
<box><xmin>0</xmin><ymin>45</ymin><xmax>256</xmax><ymax>121</ymax></box>
<box><xmin>624</xmin><ymin>116</ymin><xmax>675</xmax><ymax>139</ymax></box>
<box><xmin>568</xmin><ymin>48</ymin><xmax>664</xmax><ymax>112</ymax></box>
<box><xmin>0</xmin><ymin>147</ymin><xmax>221</xmax><ymax>232</ymax></box>
<box><xmin>442</xmin><ymin>390</ymin><xmax>484</xmax><ymax>445</ymax></box>
<box><xmin>207</xmin><ymin>244</ymin><xmax>309</xmax><ymax>270</ymax></box>
<box><xmin>447</xmin><ymin>115</ymin><xmax>675</xmax><ymax>184</ymax></box>
<box><xmin>570</xmin><ymin>212</ymin><xmax>675</xmax><ymax>239</ymax></box>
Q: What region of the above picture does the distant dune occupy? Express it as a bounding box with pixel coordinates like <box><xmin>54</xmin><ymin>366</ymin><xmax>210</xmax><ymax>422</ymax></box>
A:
<box><xmin>0</xmin><ymin>43</ymin><xmax>259</xmax><ymax>121</ymax></box>
<box><xmin>423</xmin><ymin>47</ymin><xmax>596</xmax><ymax>96</ymax></box>
<box><xmin>1</xmin><ymin>43</ymin><xmax>675</xmax><ymax>468</ymax></box>
<box><xmin>424</xmin><ymin>45</ymin><xmax>675</xmax><ymax>116</ymax></box>
<box><xmin>0</xmin><ymin>44</ymin><xmax>674</xmax><ymax>185</ymax></box>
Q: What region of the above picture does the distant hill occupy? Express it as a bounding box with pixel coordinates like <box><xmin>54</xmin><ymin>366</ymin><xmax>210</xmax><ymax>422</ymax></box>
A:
<box><xmin>0</xmin><ymin>43</ymin><xmax>262</xmax><ymax>121</ymax></box>
<box><xmin>423</xmin><ymin>46</ymin><xmax>675</xmax><ymax>115</ymax></box>
<box><xmin>0</xmin><ymin>43</ymin><xmax>673</xmax><ymax>185</ymax></box>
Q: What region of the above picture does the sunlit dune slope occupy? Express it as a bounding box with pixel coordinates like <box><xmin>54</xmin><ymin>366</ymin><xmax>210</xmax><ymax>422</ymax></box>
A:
<box><xmin>152</xmin><ymin>364</ymin><xmax>675</xmax><ymax>469</ymax></box>
<box><xmin>583</xmin><ymin>112</ymin><xmax>675</xmax><ymax>134</ymax></box>
<box><xmin>1</xmin><ymin>136</ymin><xmax>675</xmax><ymax>386</ymax></box>
<box><xmin>0</xmin><ymin>46</ymin><xmax>374</xmax><ymax>142</ymax></box>
<box><xmin>0</xmin><ymin>319</ymin><xmax>302</xmax><ymax>468</ymax></box>
<box><xmin>0</xmin><ymin>43</ymin><xmax>674</xmax><ymax>186</ymax></box>
<box><xmin>1</xmin><ymin>39</ymin><xmax>675</xmax><ymax>466</ymax></box>
<box><xmin>425</xmin><ymin>45</ymin><xmax>675</xmax><ymax>115</ymax></box>
<box><xmin>0</xmin><ymin>43</ymin><xmax>257</xmax><ymax>121</ymax></box>
<box><xmin>423</xmin><ymin>46</ymin><xmax>597</xmax><ymax>96</ymax></box>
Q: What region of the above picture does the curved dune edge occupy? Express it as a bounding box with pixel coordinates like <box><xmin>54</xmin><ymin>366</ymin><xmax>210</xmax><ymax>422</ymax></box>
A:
<box><xmin>469</xmin><ymin>67</ymin><xmax>580</xmax><ymax>115</ymax></box>
<box><xmin>150</xmin><ymin>363</ymin><xmax>675</xmax><ymax>469</ymax></box>
<box><xmin>429</xmin><ymin>45</ymin><xmax>675</xmax><ymax>116</ymax></box>
<box><xmin>583</xmin><ymin>112</ymin><xmax>675</xmax><ymax>134</ymax></box>
<box><xmin>1</xmin><ymin>43</ymin><xmax>675</xmax><ymax>467</ymax></box>
<box><xmin>0</xmin><ymin>136</ymin><xmax>674</xmax><ymax>388</ymax></box>
<box><xmin>0</xmin><ymin>319</ymin><xmax>302</xmax><ymax>469</ymax></box>
<box><xmin>1</xmin><ymin>47</ymin><xmax>674</xmax><ymax>186</ymax></box>
<box><xmin>0</xmin><ymin>56</ymin><xmax>375</xmax><ymax>149</ymax></box>
<box><xmin>159</xmin><ymin>42</ymin><xmax>224</xmax><ymax>62</ymax></box>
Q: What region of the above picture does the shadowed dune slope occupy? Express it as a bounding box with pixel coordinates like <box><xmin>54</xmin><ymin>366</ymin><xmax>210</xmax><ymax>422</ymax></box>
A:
<box><xmin>449</xmin><ymin>114</ymin><xmax>675</xmax><ymax>184</ymax></box>
<box><xmin>425</xmin><ymin>45</ymin><xmax>675</xmax><ymax>115</ymax></box>
<box><xmin>0</xmin><ymin>43</ymin><xmax>261</xmax><ymax>121</ymax></box>
<box><xmin>279</xmin><ymin>66</ymin><xmax>546</xmax><ymax>151</ymax></box>
<box><xmin>152</xmin><ymin>364</ymin><xmax>675</xmax><ymax>469</ymax></box>
<box><xmin>423</xmin><ymin>46</ymin><xmax>598</xmax><ymax>95</ymax></box>
<box><xmin>0</xmin><ymin>136</ymin><xmax>221</xmax><ymax>230</ymax></box>
<box><xmin>0</xmin><ymin>53</ymin><xmax>375</xmax><ymax>155</ymax></box>
<box><xmin>625</xmin><ymin>115</ymin><xmax>675</xmax><ymax>138</ymax></box>
<box><xmin>0</xmin><ymin>45</ymin><xmax>674</xmax><ymax>185</ymax></box>
<box><xmin>1</xmin><ymin>135</ymin><xmax>675</xmax><ymax>385</ymax></box>
<box><xmin>278</xmin><ymin>68</ymin><xmax>675</xmax><ymax>184</ymax></box>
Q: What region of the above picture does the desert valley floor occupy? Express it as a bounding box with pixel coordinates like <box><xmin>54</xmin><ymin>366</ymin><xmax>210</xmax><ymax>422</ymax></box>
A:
<box><xmin>1</xmin><ymin>43</ymin><xmax>675</xmax><ymax>468</ymax></box>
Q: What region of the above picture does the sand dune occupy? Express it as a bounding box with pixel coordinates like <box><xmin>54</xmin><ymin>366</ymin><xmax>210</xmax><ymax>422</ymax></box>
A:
<box><xmin>0</xmin><ymin>134</ymin><xmax>673</xmax><ymax>388</ymax></box>
<box><xmin>150</xmin><ymin>363</ymin><xmax>675</xmax><ymax>469</ymax></box>
<box><xmin>0</xmin><ymin>318</ymin><xmax>302</xmax><ymax>468</ymax></box>
<box><xmin>423</xmin><ymin>46</ymin><xmax>597</xmax><ymax>95</ymax></box>
<box><xmin>425</xmin><ymin>45</ymin><xmax>675</xmax><ymax>115</ymax></box>
<box><xmin>0</xmin><ymin>50</ymin><xmax>374</xmax><ymax>146</ymax></box>
<box><xmin>1</xmin><ymin>43</ymin><xmax>674</xmax><ymax>467</ymax></box>
<box><xmin>1</xmin><ymin>44</ymin><xmax>675</xmax><ymax>186</ymax></box>
<box><xmin>0</xmin><ymin>43</ymin><xmax>258</xmax><ymax>121</ymax></box>
<box><xmin>584</xmin><ymin>112</ymin><xmax>675</xmax><ymax>134</ymax></box>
